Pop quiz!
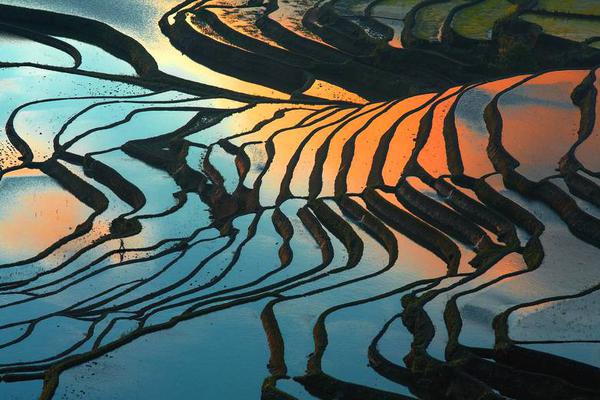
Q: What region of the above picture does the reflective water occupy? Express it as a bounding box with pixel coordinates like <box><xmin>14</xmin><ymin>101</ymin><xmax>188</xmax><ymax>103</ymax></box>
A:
<box><xmin>1</xmin><ymin>2</ymin><xmax>599</xmax><ymax>400</ymax></box>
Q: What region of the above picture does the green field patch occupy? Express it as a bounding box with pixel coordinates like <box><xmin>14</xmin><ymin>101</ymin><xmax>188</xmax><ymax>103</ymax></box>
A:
<box><xmin>413</xmin><ymin>0</ymin><xmax>470</xmax><ymax>41</ymax></box>
<box><xmin>370</xmin><ymin>0</ymin><xmax>422</xmax><ymax>19</ymax></box>
<box><xmin>521</xmin><ymin>13</ymin><xmax>600</xmax><ymax>43</ymax></box>
<box><xmin>535</xmin><ymin>0</ymin><xmax>600</xmax><ymax>16</ymax></box>
<box><xmin>452</xmin><ymin>0</ymin><xmax>517</xmax><ymax>40</ymax></box>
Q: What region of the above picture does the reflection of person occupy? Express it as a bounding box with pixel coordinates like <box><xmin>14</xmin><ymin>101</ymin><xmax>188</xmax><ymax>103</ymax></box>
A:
<box><xmin>119</xmin><ymin>239</ymin><xmax>125</xmax><ymax>263</ymax></box>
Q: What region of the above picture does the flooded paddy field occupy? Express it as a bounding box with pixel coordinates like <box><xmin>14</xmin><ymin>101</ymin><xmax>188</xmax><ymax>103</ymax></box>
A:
<box><xmin>0</xmin><ymin>1</ymin><xmax>599</xmax><ymax>399</ymax></box>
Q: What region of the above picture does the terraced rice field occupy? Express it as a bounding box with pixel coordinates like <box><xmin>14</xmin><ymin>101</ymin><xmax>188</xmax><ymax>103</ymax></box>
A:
<box><xmin>520</xmin><ymin>13</ymin><xmax>600</xmax><ymax>44</ymax></box>
<box><xmin>452</xmin><ymin>0</ymin><xmax>517</xmax><ymax>40</ymax></box>
<box><xmin>369</xmin><ymin>0</ymin><xmax>421</xmax><ymax>47</ymax></box>
<box><xmin>413</xmin><ymin>0</ymin><xmax>470</xmax><ymax>41</ymax></box>
<box><xmin>535</xmin><ymin>0</ymin><xmax>600</xmax><ymax>16</ymax></box>
<box><xmin>0</xmin><ymin>1</ymin><xmax>599</xmax><ymax>400</ymax></box>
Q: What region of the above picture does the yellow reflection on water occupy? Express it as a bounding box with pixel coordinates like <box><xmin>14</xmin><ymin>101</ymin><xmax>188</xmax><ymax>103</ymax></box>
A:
<box><xmin>417</xmin><ymin>89</ymin><xmax>462</xmax><ymax>177</ymax></box>
<box><xmin>303</xmin><ymin>80</ymin><xmax>368</xmax><ymax>104</ymax></box>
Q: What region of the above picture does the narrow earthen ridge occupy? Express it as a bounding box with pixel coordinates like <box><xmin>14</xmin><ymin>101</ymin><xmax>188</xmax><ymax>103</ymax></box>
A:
<box><xmin>0</xmin><ymin>22</ymin><xmax>82</xmax><ymax>68</ymax></box>
<box><xmin>363</xmin><ymin>188</ymin><xmax>460</xmax><ymax>275</ymax></box>
<box><xmin>484</xmin><ymin>75</ymin><xmax>600</xmax><ymax>248</ymax></box>
<box><xmin>0</xmin><ymin>4</ymin><xmax>159</xmax><ymax>76</ymax></box>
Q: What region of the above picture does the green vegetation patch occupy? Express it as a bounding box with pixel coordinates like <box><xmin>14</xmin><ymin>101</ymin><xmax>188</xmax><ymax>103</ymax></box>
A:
<box><xmin>452</xmin><ymin>0</ymin><xmax>517</xmax><ymax>40</ymax></box>
<box><xmin>535</xmin><ymin>0</ymin><xmax>600</xmax><ymax>16</ymax></box>
<box><xmin>370</xmin><ymin>0</ymin><xmax>422</xmax><ymax>19</ymax></box>
<box><xmin>521</xmin><ymin>13</ymin><xmax>600</xmax><ymax>43</ymax></box>
<box><xmin>413</xmin><ymin>0</ymin><xmax>470</xmax><ymax>41</ymax></box>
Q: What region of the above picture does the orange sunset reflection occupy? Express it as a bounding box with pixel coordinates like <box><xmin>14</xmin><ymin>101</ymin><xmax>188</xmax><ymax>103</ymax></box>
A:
<box><xmin>0</xmin><ymin>172</ymin><xmax>93</xmax><ymax>262</ymax></box>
